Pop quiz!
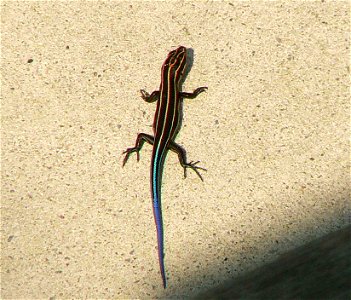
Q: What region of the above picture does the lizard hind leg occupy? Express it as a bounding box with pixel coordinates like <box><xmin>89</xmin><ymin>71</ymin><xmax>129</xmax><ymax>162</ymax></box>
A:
<box><xmin>122</xmin><ymin>133</ymin><xmax>154</xmax><ymax>166</ymax></box>
<box><xmin>169</xmin><ymin>141</ymin><xmax>206</xmax><ymax>181</ymax></box>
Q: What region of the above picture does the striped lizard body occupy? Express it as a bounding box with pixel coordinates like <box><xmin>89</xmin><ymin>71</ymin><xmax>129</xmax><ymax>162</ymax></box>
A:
<box><xmin>123</xmin><ymin>46</ymin><xmax>207</xmax><ymax>288</ymax></box>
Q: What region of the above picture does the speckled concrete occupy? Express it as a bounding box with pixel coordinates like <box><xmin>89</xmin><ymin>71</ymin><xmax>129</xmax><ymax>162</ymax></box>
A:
<box><xmin>193</xmin><ymin>226</ymin><xmax>351</xmax><ymax>299</ymax></box>
<box><xmin>1</xmin><ymin>2</ymin><xmax>349</xmax><ymax>299</ymax></box>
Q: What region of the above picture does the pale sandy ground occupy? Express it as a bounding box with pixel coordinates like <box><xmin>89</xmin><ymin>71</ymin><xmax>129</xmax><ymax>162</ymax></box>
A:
<box><xmin>1</xmin><ymin>2</ymin><xmax>349</xmax><ymax>299</ymax></box>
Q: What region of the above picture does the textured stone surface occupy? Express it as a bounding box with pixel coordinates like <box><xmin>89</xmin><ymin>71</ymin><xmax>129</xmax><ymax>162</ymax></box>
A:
<box><xmin>194</xmin><ymin>226</ymin><xmax>351</xmax><ymax>299</ymax></box>
<box><xmin>1</xmin><ymin>2</ymin><xmax>349</xmax><ymax>299</ymax></box>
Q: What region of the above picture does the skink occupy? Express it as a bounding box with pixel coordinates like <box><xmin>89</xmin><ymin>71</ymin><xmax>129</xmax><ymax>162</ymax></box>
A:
<box><xmin>123</xmin><ymin>46</ymin><xmax>207</xmax><ymax>288</ymax></box>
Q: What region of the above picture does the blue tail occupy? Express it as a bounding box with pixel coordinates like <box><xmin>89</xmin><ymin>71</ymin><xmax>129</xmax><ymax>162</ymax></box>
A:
<box><xmin>151</xmin><ymin>151</ymin><xmax>167</xmax><ymax>288</ymax></box>
<box><xmin>152</xmin><ymin>199</ymin><xmax>167</xmax><ymax>288</ymax></box>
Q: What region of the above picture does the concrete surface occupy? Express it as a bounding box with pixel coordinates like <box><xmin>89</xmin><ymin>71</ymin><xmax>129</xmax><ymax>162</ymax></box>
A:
<box><xmin>1</xmin><ymin>1</ymin><xmax>350</xmax><ymax>299</ymax></box>
<box><xmin>193</xmin><ymin>225</ymin><xmax>351</xmax><ymax>300</ymax></box>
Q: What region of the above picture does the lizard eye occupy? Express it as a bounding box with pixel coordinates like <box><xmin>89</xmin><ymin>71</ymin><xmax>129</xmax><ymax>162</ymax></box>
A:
<box><xmin>169</xmin><ymin>56</ymin><xmax>176</xmax><ymax>65</ymax></box>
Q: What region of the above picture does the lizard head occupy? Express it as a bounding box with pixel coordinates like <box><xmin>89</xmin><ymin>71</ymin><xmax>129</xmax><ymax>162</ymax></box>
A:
<box><xmin>162</xmin><ymin>46</ymin><xmax>187</xmax><ymax>82</ymax></box>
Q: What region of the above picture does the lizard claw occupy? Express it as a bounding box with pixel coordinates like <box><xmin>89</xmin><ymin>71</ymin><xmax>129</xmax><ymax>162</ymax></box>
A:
<box><xmin>183</xmin><ymin>160</ymin><xmax>206</xmax><ymax>181</ymax></box>
<box><xmin>122</xmin><ymin>147</ymin><xmax>140</xmax><ymax>166</ymax></box>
